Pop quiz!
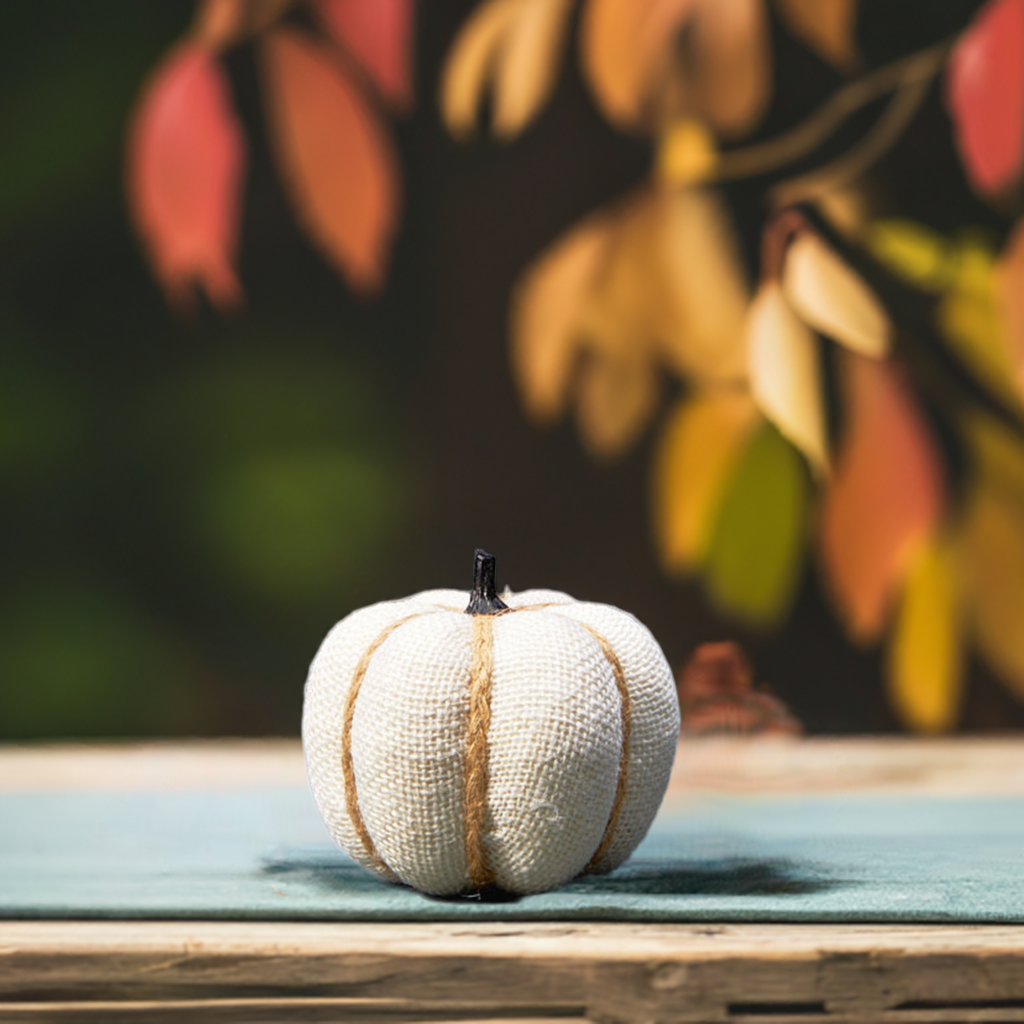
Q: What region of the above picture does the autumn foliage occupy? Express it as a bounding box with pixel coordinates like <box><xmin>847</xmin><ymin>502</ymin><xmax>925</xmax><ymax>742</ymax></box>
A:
<box><xmin>127</xmin><ymin>0</ymin><xmax>1024</xmax><ymax>732</ymax></box>
<box><xmin>127</xmin><ymin>0</ymin><xmax>411</xmax><ymax>310</ymax></box>
<box><xmin>439</xmin><ymin>0</ymin><xmax>1024</xmax><ymax>733</ymax></box>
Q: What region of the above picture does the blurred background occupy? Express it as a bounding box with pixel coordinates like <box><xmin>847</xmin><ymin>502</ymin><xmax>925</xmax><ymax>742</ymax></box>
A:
<box><xmin>2</xmin><ymin>0</ymin><xmax>1023</xmax><ymax>741</ymax></box>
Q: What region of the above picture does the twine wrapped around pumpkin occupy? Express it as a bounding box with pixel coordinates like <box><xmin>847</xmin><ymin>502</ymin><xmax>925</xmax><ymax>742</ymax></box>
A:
<box><xmin>303</xmin><ymin>550</ymin><xmax>679</xmax><ymax>896</ymax></box>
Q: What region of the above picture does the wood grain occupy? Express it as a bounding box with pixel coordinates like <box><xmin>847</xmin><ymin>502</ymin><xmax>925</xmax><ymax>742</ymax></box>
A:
<box><xmin>3</xmin><ymin>921</ymin><xmax>1024</xmax><ymax>1022</ymax></box>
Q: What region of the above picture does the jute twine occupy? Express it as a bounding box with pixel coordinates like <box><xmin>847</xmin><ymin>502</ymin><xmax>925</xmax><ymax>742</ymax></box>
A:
<box><xmin>464</xmin><ymin>614</ymin><xmax>497</xmax><ymax>886</ymax></box>
<box><xmin>339</xmin><ymin>607</ymin><xmax>632</xmax><ymax>889</ymax></box>
<box><xmin>340</xmin><ymin>610</ymin><xmax>435</xmax><ymax>871</ymax></box>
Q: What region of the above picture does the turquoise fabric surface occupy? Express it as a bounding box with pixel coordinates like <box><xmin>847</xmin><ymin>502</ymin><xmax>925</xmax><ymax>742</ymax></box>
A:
<box><xmin>2</xmin><ymin>784</ymin><xmax>1022</xmax><ymax>921</ymax></box>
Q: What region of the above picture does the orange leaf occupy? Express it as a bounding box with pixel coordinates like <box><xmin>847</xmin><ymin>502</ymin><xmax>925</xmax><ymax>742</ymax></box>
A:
<box><xmin>193</xmin><ymin>0</ymin><xmax>250</xmax><ymax>49</ymax></box>
<box><xmin>313</xmin><ymin>0</ymin><xmax>414</xmax><ymax>111</ymax></box>
<box><xmin>126</xmin><ymin>42</ymin><xmax>246</xmax><ymax>312</ymax></box>
<box><xmin>686</xmin><ymin>0</ymin><xmax>771</xmax><ymax>137</ymax></box>
<box><xmin>510</xmin><ymin>213</ymin><xmax>611</xmax><ymax>423</ymax></box>
<box><xmin>260</xmin><ymin>28</ymin><xmax>400</xmax><ymax>294</ymax></box>
<box><xmin>886</xmin><ymin>532</ymin><xmax>964</xmax><ymax>733</ymax></box>
<box><xmin>774</xmin><ymin>0</ymin><xmax>859</xmax><ymax>73</ymax></box>
<box><xmin>782</xmin><ymin>232</ymin><xmax>891</xmax><ymax>359</ymax></box>
<box><xmin>440</xmin><ymin>0</ymin><xmax>574</xmax><ymax>139</ymax></box>
<box><xmin>746</xmin><ymin>281</ymin><xmax>828</xmax><ymax>472</ymax></box>
<box><xmin>653</xmin><ymin>389</ymin><xmax>759</xmax><ymax>571</ymax></box>
<box><xmin>581</xmin><ymin>0</ymin><xmax>694</xmax><ymax>130</ymax></box>
<box><xmin>581</xmin><ymin>0</ymin><xmax>655</xmax><ymax>129</ymax></box>
<box><xmin>582</xmin><ymin>0</ymin><xmax>769</xmax><ymax>135</ymax></box>
<box><xmin>819</xmin><ymin>354</ymin><xmax>945</xmax><ymax>641</ymax></box>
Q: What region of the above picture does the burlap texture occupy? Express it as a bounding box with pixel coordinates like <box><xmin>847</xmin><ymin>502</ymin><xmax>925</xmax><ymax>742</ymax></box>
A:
<box><xmin>302</xmin><ymin>588</ymin><xmax>679</xmax><ymax>896</ymax></box>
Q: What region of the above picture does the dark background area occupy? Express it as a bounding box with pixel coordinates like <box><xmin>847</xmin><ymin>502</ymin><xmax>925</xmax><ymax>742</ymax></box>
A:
<box><xmin>1</xmin><ymin>0</ymin><xmax>1020</xmax><ymax>739</ymax></box>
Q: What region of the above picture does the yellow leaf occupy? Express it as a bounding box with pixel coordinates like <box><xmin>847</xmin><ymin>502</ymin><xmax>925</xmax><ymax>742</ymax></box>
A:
<box><xmin>962</xmin><ymin>417</ymin><xmax>1024</xmax><ymax>702</ymax></box>
<box><xmin>440</xmin><ymin>0</ymin><xmax>573</xmax><ymax>140</ymax></box>
<box><xmin>658</xmin><ymin>119</ymin><xmax>719</xmax><ymax>186</ymax></box>
<box><xmin>703</xmin><ymin>422</ymin><xmax>808</xmax><ymax>625</ymax></box>
<box><xmin>940</xmin><ymin>242</ymin><xmax>1022</xmax><ymax>409</ymax></box>
<box><xmin>573</xmin><ymin>188</ymin><xmax>748</xmax><ymax>385</ymax></box>
<box><xmin>886</xmin><ymin>532</ymin><xmax>964</xmax><ymax>733</ymax></box>
<box><xmin>774</xmin><ymin>0</ymin><xmax>859</xmax><ymax>73</ymax></box>
<box><xmin>746</xmin><ymin>281</ymin><xmax>828</xmax><ymax>472</ymax></box>
<box><xmin>492</xmin><ymin>0</ymin><xmax>574</xmax><ymax>138</ymax></box>
<box><xmin>510</xmin><ymin>213</ymin><xmax>611</xmax><ymax>423</ymax></box>
<box><xmin>653</xmin><ymin>389</ymin><xmax>759</xmax><ymax>572</ymax></box>
<box><xmin>870</xmin><ymin>222</ymin><xmax>1021</xmax><ymax>406</ymax></box>
<box><xmin>866</xmin><ymin>219</ymin><xmax>953</xmax><ymax>293</ymax></box>
<box><xmin>512</xmin><ymin>186</ymin><xmax>748</xmax><ymax>457</ymax></box>
<box><xmin>575</xmin><ymin>350</ymin><xmax>660</xmax><ymax>458</ymax></box>
<box><xmin>969</xmin><ymin>410</ymin><xmax>1024</xmax><ymax>496</ymax></box>
<box><xmin>962</xmin><ymin>479</ymin><xmax>1024</xmax><ymax>702</ymax></box>
<box><xmin>815</xmin><ymin>186</ymin><xmax>872</xmax><ymax>238</ymax></box>
<box><xmin>782</xmin><ymin>233</ymin><xmax>891</xmax><ymax>358</ymax></box>
<box><xmin>440</xmin><ymin>0</ymin><xmax>518</xmax><ymax>137</ymax></box>
<box><xmin>995</xmin><ymin>218</ymin><xmax>1024</xmax><ymax>397</ymax></box>
<box><xmin>652</xmin><ymin>188</ymin><xmax>750</xmax><ymax>382</ymax></box>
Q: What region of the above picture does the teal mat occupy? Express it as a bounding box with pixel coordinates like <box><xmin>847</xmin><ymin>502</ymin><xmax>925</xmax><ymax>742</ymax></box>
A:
<box><xmin>2</xmin><ymin>784</ymin><xmax>1022</xmax><ymax>921</ymax></box>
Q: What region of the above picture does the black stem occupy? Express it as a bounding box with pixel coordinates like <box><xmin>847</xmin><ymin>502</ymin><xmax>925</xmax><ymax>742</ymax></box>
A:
<box><xmin>465</xmin><ymin>549</ymin><xmax>508</xmax><ymax>615</ymax></box>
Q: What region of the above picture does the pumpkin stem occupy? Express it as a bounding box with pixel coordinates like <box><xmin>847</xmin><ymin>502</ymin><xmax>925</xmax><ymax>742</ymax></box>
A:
<box><xmin>466</xmin><ymin>549</ymin><xmax>509</xmax><ymax>615</ymax></box>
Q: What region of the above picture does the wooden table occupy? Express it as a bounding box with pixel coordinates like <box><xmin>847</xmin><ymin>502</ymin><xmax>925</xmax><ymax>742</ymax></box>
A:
<box><xmin>2</xmin><ymin>738</ymin><xmax>1023</xmax><ymax>1023</ymax></box>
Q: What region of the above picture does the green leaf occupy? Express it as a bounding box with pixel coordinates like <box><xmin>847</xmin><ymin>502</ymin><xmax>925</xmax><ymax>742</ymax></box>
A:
<box><xmin>702</xmin><ymin>422</ymin><xmax>808</xmax><ymax>625</ymax></box>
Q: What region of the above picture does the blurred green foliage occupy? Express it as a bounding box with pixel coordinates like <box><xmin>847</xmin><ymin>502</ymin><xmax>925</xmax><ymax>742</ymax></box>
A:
<box><xmin>0</xmin><ymin>2</ymin><xmax>414</xmax><ymax>740</ymax></box>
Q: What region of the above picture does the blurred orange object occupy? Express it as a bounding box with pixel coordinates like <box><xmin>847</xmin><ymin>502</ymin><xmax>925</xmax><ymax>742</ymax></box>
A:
<box><xmin>678</xmin><ymin>642</ymin><xmax>803</xmax><ymax>736</ymax></box>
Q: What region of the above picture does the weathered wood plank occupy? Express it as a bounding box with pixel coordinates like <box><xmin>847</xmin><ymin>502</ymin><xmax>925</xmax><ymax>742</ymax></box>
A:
<box><xmin>3</xmin><ymin>922</ymin><xmax>1024</xmax><ymax>1023</ymax></box>
<box><xmin>4</xmin><ymin>1005</ymin><xmax>1024</xmax><ymax>1024</ymax></box>
<box><xmin>0</xmin><ymin>740</ymin><xmax>306</xmax><ymax>793</ymax></box>
<box><xmin>3</xmin><ymin>737</ymin><xmax>1024</xmax><ymax>795</ymax></box>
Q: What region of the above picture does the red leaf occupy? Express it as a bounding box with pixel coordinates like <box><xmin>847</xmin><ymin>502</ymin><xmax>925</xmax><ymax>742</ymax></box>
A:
<box><xmin>312</xmin><ymin>0</ymin><xmax>414</xmax><ymax>111</ymax></box>
<box><xmin>946</xmin><ymin>0</ymin><xmax>1024</xmax><ymax>196</ymax></box>
<box><xmin>260</xmin><ymin>28</ymin><xmax>400</xmax><ymax>294</ymax></box>
<box><xmin>127</xmin><ymin>43</ymin><xmax>246</xmax><ymax>311</ymax></box>
<box><xmin>819</xmin><ymin>355</ymin><xmax>946</xmax><ymax>641</ymax></box>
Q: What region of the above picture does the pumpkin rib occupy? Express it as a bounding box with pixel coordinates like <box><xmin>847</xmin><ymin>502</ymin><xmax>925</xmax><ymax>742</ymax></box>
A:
<box><xmin>504</xmin><ymin>607</ymin><xmax>634</xmax><ymax>877</ymax></box>
<box><xmin>570</xmin><ymin>620</ymin><xmax>633</xmax><ymax>873</ymax></box>
<box><xmin>341</xmin><ymin>608</ymin><xmax>442</xmax><ymax>872</ymax></box>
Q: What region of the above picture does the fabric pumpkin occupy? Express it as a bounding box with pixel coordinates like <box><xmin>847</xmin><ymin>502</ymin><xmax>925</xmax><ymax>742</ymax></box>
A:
<box><xmin>303</xmin><ymin>550</ymin><xmax>680</xmax><ymax>896</ymax></box>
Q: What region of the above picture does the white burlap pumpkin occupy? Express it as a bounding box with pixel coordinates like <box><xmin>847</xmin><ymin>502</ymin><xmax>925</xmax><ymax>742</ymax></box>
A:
<box><xmin>302</xmin><ymin>550</ymin><xmax>679</xmax><ymax>896</ymax></box>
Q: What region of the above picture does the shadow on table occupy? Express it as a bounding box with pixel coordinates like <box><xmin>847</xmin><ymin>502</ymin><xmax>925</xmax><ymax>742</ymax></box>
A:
<box><xmin>261</xmin><ymin>848</ymin><xmax>842</xmax><ymax>900</ymax></box>
<box><xmin>570</xmin><ymin>858</ymin><xmax>839</xmax><ymax>896</ymax></box>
